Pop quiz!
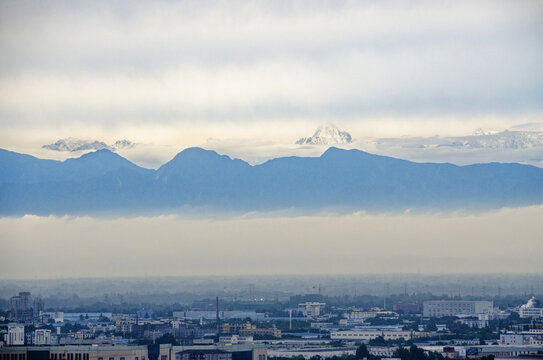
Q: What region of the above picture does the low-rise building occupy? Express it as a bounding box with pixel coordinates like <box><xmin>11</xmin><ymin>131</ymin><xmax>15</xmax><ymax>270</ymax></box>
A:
<box><xmin>34</xmin><ymin>329</ymin><xmax>52</xmax><ymax>345</ymax></box>
<box><xmin>0</xmin><ymin>344</ymin><xmax>267</xmax><ymax>360</ymax></box>
<box><xmin>518</xmin><ymin>297</ymin><xmax>543</xmax><ymax>319</ymax></box>
<box><xmin>5</xmin><ymin>324</ymin><xmax>25</xmax><ymax>345</ymax></box>
<box><xmin>219</xmin><ymin>323</ymin><xmax>281</xmax><ymax>338</ymax></box>
<box><xmin>330</xmin><ymin>330</ymin><xmax>418</xmax><ymax>341</ymax></box>
<box><xmin>297</xmin><ymin>303</ymin><xmax>326</xmax><ymax>317</ymax></box>
<box><xmin>176</xmin><ymin>350</ymin><xmax>231</xmax><ymax>360</ymax></box>
<box><xmin>423</xmin><ymin>301</ymin><xmax>493</xmax><ymax>317</ymax></box>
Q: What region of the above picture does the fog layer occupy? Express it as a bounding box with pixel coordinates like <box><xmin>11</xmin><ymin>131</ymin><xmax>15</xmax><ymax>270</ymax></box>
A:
<box><xmin>1</xmin><ymin>207</ymin><xmax>541</xmax><ymax>279</ymax></box>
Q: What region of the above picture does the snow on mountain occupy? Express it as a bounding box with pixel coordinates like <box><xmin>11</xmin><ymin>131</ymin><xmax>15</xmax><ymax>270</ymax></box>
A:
<box><xmin>296</xmin><ymin>124</ymin><xmax>353</xmax><ymax>145</ymax></box>
<box><xmin>441</xmin><ymin>130</ymin><xmax>543</xmax><ymax>150</ymax></box>
<box><xmin>376</xmin><ymin>130</ymin><xmax>543</xmax><ymax>151</ymax></box>
<box><xmin>43</xmin><ymin>138</ymin><xmax>135</xmax><ymax>152</ymax></box>
<box><xmin>113</xmin><ymin>139</ymin><xmax>135</xmax><ymax>150</ymax></box>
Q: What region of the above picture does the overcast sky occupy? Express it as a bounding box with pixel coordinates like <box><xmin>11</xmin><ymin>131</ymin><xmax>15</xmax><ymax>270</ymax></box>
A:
<box><xmin>1</xmin><ymin>0</ymin><xmax>542</xmax><ymax>156</ymax></box>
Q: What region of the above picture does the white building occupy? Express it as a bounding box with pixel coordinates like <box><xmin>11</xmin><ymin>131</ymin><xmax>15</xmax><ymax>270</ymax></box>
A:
<box><xmin>500</xmin><ymin>330</ymin><xmax>543</xmax><ymax>345</ymax></box>
<box><xmin>423</xmin><ymin>301</ymin><xmax>493</xmax><ymax>317</ymax></box>
<box><xmin>519</xmin><ymin>297</ymin><xmax>543</xmax><ymax>319</ymax></box>
<box><xmin>34</xmin><ymin>329</ymin><xmax>51</xmax><ymax>345</ymax></box>
<box><xmin>6</xmin><ymin>324</ymin><xmax>24</xmax><ymax>345</ymax></box>
<box><xmin>500</xmin><ymin>333</ymin><xmax>527</xmax><ymax>345</ymax></box>
<box><xmin>298</xmin><ymin>302</ymin><xmax>326</xmax><ymax>317</ymax></box>
<box><xmin>219</xmin><ymin>335</ymin><xmax>254</xmax><ymax>345</ymax></box>
<box><xmin>346</xmin><ymin>311</ymin><xmax>378</xmax><ymax>320</ymax></box>
<box><xmin>330</xmin><ymin>330</ymin><xmax>414</xmax><ymax>341</ymax></box>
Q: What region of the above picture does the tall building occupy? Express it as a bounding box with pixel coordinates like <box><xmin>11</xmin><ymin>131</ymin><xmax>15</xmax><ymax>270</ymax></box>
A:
<box><xmin>10</xmin><ymin>292</ymin><xmax>33</xmax><ymax>322</ymax></box>
<box><xmin>423</xmin><ymin>300</ymin><xmax>493</xmax><ymax>317</ymax></box>
<box><xmin>33</xmin><ymin>298</ymin><xmax>44</xmax><ymax>318</ymax></box>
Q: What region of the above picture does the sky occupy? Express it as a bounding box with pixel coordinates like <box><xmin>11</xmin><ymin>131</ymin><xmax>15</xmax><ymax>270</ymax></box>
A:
<box><xmin>1</xmin><ymin>1</ymin><xmax>543</xmax><ymax>278</ymax></box>
<box><xmin>1</xmin><ymin>0</ymin><xmax>543</xmax><ymax>165</ymax></box>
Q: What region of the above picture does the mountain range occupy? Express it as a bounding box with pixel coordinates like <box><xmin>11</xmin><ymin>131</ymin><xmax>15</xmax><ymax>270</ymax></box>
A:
<box><xmin>376</xmin><ymin>130</ymin><xmax>543</xmax><ymax>150</ymax></box>
<box><xmin>42</xmin><ymin>138</ymin><xmax>135</xmax><ymax>152</ymax></box>
<box><xmin>1</xmin><ymin>147</ymin><xmax>543</xmax><ymax>215</ymax></box>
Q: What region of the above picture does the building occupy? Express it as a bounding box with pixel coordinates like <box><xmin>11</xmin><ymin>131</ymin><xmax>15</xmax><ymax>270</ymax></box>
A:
<box><xmin>34</xmin><ymin>298</ymin><xmax>44</xmax><ymax>319</ymax></box>
<box><xmin>368</xmin><ymin>346</ymin><xmax>398</xmax><ymax>358</ymax></box>
<box><xmin>0</xmin><ymin>344</ymin><xmax>267</xmax><ymax>360</ymax></box>
<box><xmin>392</xmin><ymin>303</ymin><xmax>421</xmax><ymax>314</ymax></box>
<box><xmin>330</xmin><ymin>330</ymin><xmax>419</xmax><ymax>341</ymax></box>
<box><xmin>176</xmin><ymin>350</ymin><xmax>231</xmax><ymax>360</ymax></box>
<box><xmin>219</xmin><ymin>323</ymin><xmax>281</xmax><ymax>338</ymax></box>
<box><xmin>500</xmin><ymin>330</ymin><xmax>543</xmax><ymax>345</ymax></box>
<box><xmin>218</xmin><ymin>335</ymin><xmax>253</xmax><ymax>345</ymax></box>
<box><xmin>422</xmin><ymin>301</ymin><xmax>493</xmax><ymax>317</ymax></box>
<box><xmin>34</xmin><ymin>330</ymin><xmax>52</xmax><ymax>345</ymax></box>
<box><xmin>518</xmin><ymin>297</ymin><xmax>543</xmax><ymax>319</ymax></box>
<box><xmin>10</xmin><ymin>292</ymin><xmax>34</xmax><ymax>323</ymax></box>
<box><xmin>345</xmin><ymin>311</ymin><xmax>377</xmax><ymax>320</ymax></box>
<box><xmin>5</xmin><ymin>324</ymin><xmax>25</xmax><ymax>345</ymax></box>
<box><xmin>500</xmin><ymin>333</ymin><xmax>527</xmax><ymax>346</ymax></box>
<box><xmin>172</xmin><ymin>311</ymin><xmax>263</xmax><ymax>321</ymax></box>
<box><xmin>297</xmin><ymin>303</ymin><xmax>326</xmax><ymax>317</ymax></box>
<box><xmin>39</xmin><ymin>312</ymin><xmax>64</xmax><ymax>324</ymax></box>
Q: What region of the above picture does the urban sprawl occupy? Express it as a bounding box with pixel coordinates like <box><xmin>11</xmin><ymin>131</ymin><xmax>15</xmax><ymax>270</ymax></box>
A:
<box><xmin>2</xmin><ymin>291</ymin><xmax>543</xmax><ymax>360</ymax></box>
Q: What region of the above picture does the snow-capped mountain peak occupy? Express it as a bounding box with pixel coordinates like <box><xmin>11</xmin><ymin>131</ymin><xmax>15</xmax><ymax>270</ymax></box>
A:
<box><xmin>43</xmin><ymin>138</ymin><xmax>135</xmax><ymax>152</ymax></box>
<box><xmin>296</xmin><ymin>124</ymin><xmax>353</xmax><ymax>145</ymax></box>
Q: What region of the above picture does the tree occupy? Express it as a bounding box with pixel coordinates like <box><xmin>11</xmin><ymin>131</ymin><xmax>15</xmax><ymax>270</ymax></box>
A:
<box><xmin>356</xmin><ymin>344</ymin><xmax>370</xmax><ymax>360</ymax></box>
<box><xmin>369</xmin><ymin>336</ymin><xmax>387</xmax><ymax>346</ymax></box>
<box><xmin>394</xmin><ymin>345</ymin><xmax>444</xmax><ymax>360</ymax></box>
<box><xmin>155</xmin><ymin>333</ymin><xmax>179</xmax><ymax>345</ymax></box>
<box><xmin>424</xmin><ymin>320</ymin><xmax>437</xmax><ymax>332</ymax></box>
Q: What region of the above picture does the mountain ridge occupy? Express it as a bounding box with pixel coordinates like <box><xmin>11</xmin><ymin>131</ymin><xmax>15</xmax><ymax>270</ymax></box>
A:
<box><xmin>1</xmin><ymin>146</ymin><xmax>543</xmax><ymax>215</ymax></box>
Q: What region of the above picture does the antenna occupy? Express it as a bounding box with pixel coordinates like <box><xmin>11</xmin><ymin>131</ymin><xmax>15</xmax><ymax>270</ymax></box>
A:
<box><xmin>216</xmin><ymin>296</ymin><xmax>219</xmax><ymax>324</ymax></box>
<box><xmin>289</xmin><ymin>309</ymin><xmax>292</xmax><ymax>330</ymax></box>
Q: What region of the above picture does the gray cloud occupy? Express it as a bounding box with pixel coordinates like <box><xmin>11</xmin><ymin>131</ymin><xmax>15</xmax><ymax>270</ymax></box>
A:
<box><xmin>0</xmin><ymin>0</ymin><xmax>542</xmax><ymax>136</ymax></box>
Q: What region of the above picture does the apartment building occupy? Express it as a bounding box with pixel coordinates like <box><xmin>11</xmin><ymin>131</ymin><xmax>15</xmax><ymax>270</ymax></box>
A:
<box><xmin>423</xmin><ymin>301</ymin><xmax>493</xmax><ymax>317</ymax></box>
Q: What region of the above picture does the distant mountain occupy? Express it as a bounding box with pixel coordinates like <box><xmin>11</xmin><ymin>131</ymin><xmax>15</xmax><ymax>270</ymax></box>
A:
<box><xmin>1</xmin><ymin>147</ymin><xmax>543</xmax><ymax>215</ymax></box>
<box><xmin>296</xmin><ymin>124</ymin><xmax>353</xmax><ymax>145</ymax></box>
<box><xmin>0</xmin><ymin>148</ymin><xmax>150</xmax><ymax>185</ymax></box>
<box><xmin>42</xmin><ymin>138</ymin><xmax>135</xmax><ymax>152</ymax></box>
<box><xmin>442</xmin><ymin>130</ymin><xmax>543</xmax><ymax>150</ymax></box>
<box><xmin>376</xmin><ymin>130</ymin><xmax>543</xmax><ymax>150</ymax></box>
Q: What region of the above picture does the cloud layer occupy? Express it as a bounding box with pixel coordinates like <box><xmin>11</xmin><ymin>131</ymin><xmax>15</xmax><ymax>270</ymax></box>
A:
<box><xmin>1</xmin><ymin>207</ymin><xmax>542</xmax><ymax>279</ymax></box>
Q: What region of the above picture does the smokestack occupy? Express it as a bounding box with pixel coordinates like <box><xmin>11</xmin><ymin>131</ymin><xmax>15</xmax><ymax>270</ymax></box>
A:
<box><xmin>216</xmin><ymin>296</ymin><xmax>219</xmax><ymax>323</ymax></box>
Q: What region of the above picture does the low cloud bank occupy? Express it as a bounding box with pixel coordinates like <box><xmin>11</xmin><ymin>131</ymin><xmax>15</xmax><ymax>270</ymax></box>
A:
<box><xmin>1</xmin><ymin>207</ymin><xmax>541</xmax><ymax>279</ymax></box>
